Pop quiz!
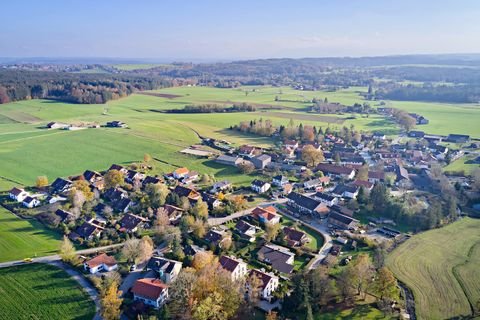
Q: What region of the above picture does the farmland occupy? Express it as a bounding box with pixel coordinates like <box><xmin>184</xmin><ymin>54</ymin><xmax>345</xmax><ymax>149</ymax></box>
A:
<box><xmin>0</xmin><ymin>263</ymin><xmax>96</xmax><ymax>320</ymax></box>
<box><xmin>0</xmin><ymin>85</ymin><xmax>479</xmax><ymax>192</ymax></box>
<box><xmin>0</xmin><ymin>207</ymin><xmax>62</xmax><ymax>262</ymax></box>
<box><xmin>386</xmin><ymin>218</ymin><xmax>480</xmax><ymax>319</ymax></box>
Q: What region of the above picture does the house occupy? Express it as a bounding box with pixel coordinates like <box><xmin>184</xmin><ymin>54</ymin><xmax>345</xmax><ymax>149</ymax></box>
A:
<box><xmin>215</xmin><ymin>155</ymin><xmax>243</xmax><ymax>167</ymax></box>
<box><xmin>182</xmin><ymin>171</ymin><xmax>199</xmax><ymax>184</ymax></box>
<box><xmin>22</xmin><ymin>196</ymin><xmax>40</xmax><ymax>208</ymax></box>
<box><xmin>131</xmin><ymin>278</ymin><xmax>168</xmax><ymax>309</ymax></box>
<box><xmin>257</xmin><ymin>244</ymin><xmax>295</xmax><ymax>274</ymax></box>
<box><xmin>55</xmin><ymin>209</ymin><xmax>75</xmax><ymax>223</ymax></box>
<box><xmin>287</xmin><ymin>192</ymin><xmax>328</xmax><ymax>216</ymax></box>
<box><xmin>368</xmin><ymin>171</ymin><xmax>385</xmax><ymax>183</ymax></box>
<box><xmin>159</xmin><ymin>204</ymin><xmax>184</xmax><ymax>223</ymax></box>
<box><xmin>83</xmin><ymin>170</ymin><xmax>103</xmax><ymax>183</ymax></box>
<box><xmin>352</xmin><ymin>180</ymin><xmax>374</xmax><ymax>191</ymax></box>
<box><xmin>9</xmin><ymin>187</ymin><xmax>28</xmax><ymax>202</ymax></box>
<box><xmin>146</xmin><ymin>257</ymin><xmax>182</xmax><ymax>284</ymax></box>
<box><xmin>143</xmin><ymin>176</ymin><xmax>162</xmax><ymax>187</ymax></box>
<box><xmin>408</xmin><ymin>130</ymin><xmax>425</xmax><ymax>138</ymax></box>
<box><xmin>251</xmin><ymin>179</ymin><xmax>271</xmax><ymax>193</ymax></box>
<box><xmin>84</xmin><ymin>253</ymin><xmax>118</xmax><ymax>274</ymax></box>
<box><xmin>314</xmin><ymin>192</ymin><xmax>339</xmax><ymax>206</ymax></box>
<box><xmin>303</xmin><ymin>178</ymin><xmax>323</xmax><ymax>190</ymax></box>
<box><xmin>446</xmin><ymin>134</ymin><xmax>470</xmax><ymax>144</ymax></box>
<box><xmin>316</xmin><ymin>164</ymin><xmax>356</xmax><ymax>180</ymax></box>
<box><xmin>173</xmin><ymin>185</ymin><xmax>201</xmax><ymax>201</ymax></box>
<box><xmin>283</xmin><ymin>227</ymin><xmax>308</xmax><ymax>247</ymax></box>
<box><xmin>118</xmin><ymin>213</ymin><xmax>148</xmax><ymax>233</ymax></box>
<box><xmin>272</xmin><ymin>175</ymin><xmax>289</xmax><ymax>187</ymax></box>
<box><xmin>204</xmin><ymin>230</ymin><xmax>231</xmax><ymax>248</ymax></box>
<box><xmin>219</xmin><ymin>256</ymin><xmax>248</xmax><ymax>281</ymax></box>
<box><xmin>72</xmin><ymin>221</ymin><xmax>104</xmax><ymax>240</ymax></box>
<box><xmin>235</xmin><ymin>220</ymin><xmax>257</xmax><ymax>241</ymax></box>
<box><xmin>328</xmin><ymin>211</ymin><xmax>359</xmax><ymax>230</ymax></box>
<box><xmin>173</xmin><ymin>167</ymin><xmax>189</xmax><ymax>179</ymax></box>
<box><xmin>104</xmin><ymin>187</ymin><xmax>128</xmax><ymax>202</ymax></box>
<box><xmin>51</xmin><ymin>177</ymin><xmax>72</xmax><ymax>194</ymax></box>
<box><xmin>248</xmin><ymin>269</ymin><xmax>279</xmax><ymax>300</ymax></box>
<box><xmin>251</xmin><ymin>206</ymin><xmax>281</xmax><ymax>224</ymax></box>
<box><xmin>125</xmin><ymin>170</ymin><xmax>145</xmax><ymax>184</ymax></box>
<box><xmin>109</xmin><ymin>164</ymin><xmax>128</xmax><ymax>174</ymax></box>
<box><xmin>331</xmin><ymin>185</ymin><xmax>359</xmax><ymax>199</ymax></box>
<box><xmin>284</xmin><ymin>140</ymin><xmax>299</xmax><ymax>150</ymax></box>
<box><xmin>112</xmin><ymin>198</ymin><xmax>133</xmax><ymax>213</ymax></box>
<box><xmin>201</xmin><ymin>192</ymin><xmax>222</xmax><ymax>209</ymax></box>
<box><xmin>372</xmin><ymin>132</ymin><xmax>386</xmax><ymax>140</ymax></box>
<box><xmin>239</xmin><ymin>145</ymin><xmax>260</xmax><ymax>158</ymax></box>
<box><xmin>106</xmin><ymin>120</ymin><xmax>127</xmax><ymax>128</ymax></box>
<box><xmin>329</xmin><ymin>204</ymin><xmax>354</xmax><ymax>217</ymax></box>
<box><xmin>251</xmin><ymin>154</ymin><xmax>271</xmax><ymax>169</ymax></box>
<box><xmin>211</xmin><ymin>180</ymin><xmax>232</xmax><ymax>193</ymax></box>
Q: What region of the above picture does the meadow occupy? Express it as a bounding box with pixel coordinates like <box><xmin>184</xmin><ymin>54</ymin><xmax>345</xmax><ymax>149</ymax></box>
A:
<box><xmin>0</xmin><ymin>263</ymin><xmax>96</xmax><ymax>320</ymax></box>
<box><xmin>0</xmin><ymin>85</ymin><xmax>479</xmax><ymax>192</ymax></box>
<box><xmin>0</xmin><ymin>207</ymin><xmax>62</xmax><ymax>262</ymax></box>
<box><xmin>386</xmin><ymin>218</ymin><xmax>480</xmax><ymax>319</ymax></box>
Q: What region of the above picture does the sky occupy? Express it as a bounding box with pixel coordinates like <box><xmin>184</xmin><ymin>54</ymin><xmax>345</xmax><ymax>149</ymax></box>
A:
<box><xmin>2</xmin><ymin>0</ymin><xmax>480</xmax><ymax>61</ymax></box>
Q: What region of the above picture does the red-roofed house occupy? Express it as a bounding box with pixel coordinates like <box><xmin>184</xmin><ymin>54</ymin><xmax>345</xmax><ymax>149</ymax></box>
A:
<box><xmin>173</xmin><ymin>167</ymin><xmax>189</xmax><ymax>179</ymax></box>
<box><xmin>252</xmin><ymin>206</ymin><xmax>281</xmax><ymax>225</ymax></box>
<box><xmin>83</xmin><ymin>253</ymin><xmax>118</xmax><ymax>274</ymax></box>
<box><xmin>131</xmin><ymin>278</ymin><xmax>169</xmax><ymax>309</ymax></box>
<box><xmin>219</xmin><ymin>256</ymin><xmax>248</xmax><ymax>281</ymax></box>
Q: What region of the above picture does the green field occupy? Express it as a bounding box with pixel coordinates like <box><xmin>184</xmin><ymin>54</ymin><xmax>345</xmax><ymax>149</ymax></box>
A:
<box><xmin>386</xmin><ymin>218</ymin><xmax>480</xmax><ymax>319</ymax></box>
<box><xmin>0</xmin><ymin>263</ymin><xmax>96</xmax><ymax>319</ymax></box>
<box><xmin>0</xmin><ymin>85</ymin><xmax>479</xmax><ymax>191</ymax></box>
<box><xmin>0</xmin><ymin>207</ymin><xmax>61</xmax><ymax>262</ymax></box>
<box><xmin>444</xmin><ymin>154</ymin><xmax>480</xmax><ymax>175</ymax></box>
<box><xmin>113</xmin><ymin>63</ymin><xmax>165</xmax><ymax>70</ymax></box>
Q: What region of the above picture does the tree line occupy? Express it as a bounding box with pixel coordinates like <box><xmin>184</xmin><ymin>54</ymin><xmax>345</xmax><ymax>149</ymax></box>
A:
<box><xmin>166</xmin><ymin>103</ymin><xmax>256</xmax><ymax>113</ymax></box>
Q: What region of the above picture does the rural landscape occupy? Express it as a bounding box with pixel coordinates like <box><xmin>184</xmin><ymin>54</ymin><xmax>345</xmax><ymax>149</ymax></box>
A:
<box><xmin>1</xmin><ymin>1</ymin><xmax>480</xmax><ymax>320</ymax></box>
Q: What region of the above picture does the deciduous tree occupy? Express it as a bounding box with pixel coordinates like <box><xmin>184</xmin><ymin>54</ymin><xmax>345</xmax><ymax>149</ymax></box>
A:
<box><xmin>302</xmin><ymin>145</ymin><xmax>324</xmax><ymax>167</ymax></box>
<box><xmin>104</xmin><ymin>169</ymin><xmax>124</xmax><ymax>189</ymax></box>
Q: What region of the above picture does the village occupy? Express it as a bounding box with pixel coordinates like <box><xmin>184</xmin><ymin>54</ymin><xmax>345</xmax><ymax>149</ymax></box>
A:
<box><xmin>2</xmin><ymin>113</ymin><xmax>478</xmax><ymax>319</ymax></box>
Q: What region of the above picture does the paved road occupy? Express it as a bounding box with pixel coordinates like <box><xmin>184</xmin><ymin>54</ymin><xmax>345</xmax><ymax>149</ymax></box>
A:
<box><xmin>208</xmin><ymin>199</ymin><xmax>287</xmax><ymax>226</ymax></box>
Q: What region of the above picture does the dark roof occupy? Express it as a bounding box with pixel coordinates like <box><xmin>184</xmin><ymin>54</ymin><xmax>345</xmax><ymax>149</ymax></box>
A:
<box><xmin>329</xmin><ymin>204</ymin><xmax>354</xmax><ymax>217</ymax></box>
<box><xmin>368</xmin><ymin>171</ymin><xmax>385</xmax><ymax>180</ymax></box>
<box><xmin>201</xmin><ymin>192</ymin><xmax>220</xmax><ymax>207</ymax></box>
<box><xmin>249</xmin><ymin>269</ymin><xmax>275</xmax><ymax>290</ymax></box>
<box><xmin>235</xmin><ymin>220</ymin><xmax>255</xmax><ymax>234</ymax></box>
<box><xmin>112</xmin><ymin>198</ymin><xmax>132</xmax><ymax>212</ymax></box>
<box><xmin>316</xmin><ymin>163</ymin><xmax>354</xmax><ymax>175</ymax></box>
<box><xmin>258</xmin><ymin>245</ymin><xmax>294</xmax><ymax>274</ymax></box>
<box><xmin>173</xmin><ymin>185</ymin><xmax>197</xmax><ymax>198</ymax></box>
<box><xmin>160</xmin><ymin>204</ymin><xmax>184</xmax><ymax>218</ymax></box>
<box><xmin>219</xmin><ymin>256</ymin><xmax>240</xmax><ymax>273</ymax></box>
<box><xmin>119</xmin><ymin>213</ymin><xmax>144</xmax><ymax>232</ymax></box>
<box><xmin>51</xmin><ymin>177</ymin><xmax>72</xmax><ymax>191</ymax></box>
<box><xmin>287</xmin><ymin>192</ymin><xmax>322</xmax><ymax>211</ymax></box>
<box><xmin>104</xmin><ymin>188</ymin><xmax>127</xmax><ymax>202</ymax></box>
<box><xmin>314</xmin><ymin>192</ymin><xmax>336</xmax><ymax>202</ymax></box>
<box><xmin>328</xmin><ymin>211</ymin><xmax>358</xmax><ymax>226</ymax></box>
<box><xmin>55</xmin><ymin>209</ymin><xmax>74</xmax><ymax>222</ymax></box>
<box><xmin>273</xmin><ymin>175</ymin><xmax>288</xmax><ymax>182</ymax></box>
<box><xmin>147</xmin><ymin>256</ymin><xmax>180</xmax><ymax>274</ymax></box>
<box><xmin>283</xmin><ymin>227</ymin><xmax>306</xmax><ymax>242</ymax></box>
<box><xmin>109</xmin><ymin>164</ymin><xmax>124</xmax><ymax>171</ymax></box>
<box><xmin>251</xmin><ymin>179</ymin><xmax>268</xmax><ymax>187</ymax></box>
<box><xmin>83</xmin><ymin>170</ymin><xmax>101</xmax><ymax>182</ymax></box>
<box><xmin>332</xmin><ymin>185</ymin><xmax>358</xmax><ymax>195</ymax></box>
<box><xmin>143</xmin><ymin>176</ymin><xmax>161</xmax><ymax>185</ymax></box>
<box><xmin>204</xmin><ymin>230</ymin><xmax>223</xmax><ymax>243</ymax></box>
<box><xmin>23</xmin><ymin>196</ymin><xmax>36</xmax><ymax>204</ymax></box>
<box><xmin>9</xmin><ymin>187</ymin><xmax>24</xmax><ymax>196</ymax></box>
<box><xmin>75</xmin><ymin>222</ymin><xmax>100</xmax><ymax>239</ymax></box>
<box><xmin>352</xmin><ymin>180</ymin><xmax>373</xmax><ymax>189</ymax></box>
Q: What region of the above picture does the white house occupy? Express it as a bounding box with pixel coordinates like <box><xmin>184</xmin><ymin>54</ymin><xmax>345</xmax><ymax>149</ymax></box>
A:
<box><xmin>146</xmin><ymin>257</ymin><xmax>182</xmax><ymax>284</ymax></box>
<box><xmin>22</xmin><ymin>196</ymin><xmax>40</xmax><ymax>208</ymax></box>
<box><xmin>251</xmin><ymin>179</ymin><xmax>271</xmax><ymax>193</ymax></box>
<box><xmin>219</xmin><ymin>256</ymin><xmax>248</xmax><ymax>281</ymax></box>
<box><xmin>173</xmin><ymin>167</ymin><xmax>189</xmax><ymax>179</ymax></box>
<box><xmin>314</xmin><ymin>192</ymin><xmax>339</xmax><ymax>206</ymax></box>
<box><xmin>83</xmin><ymin>253</ymin><xmax>118</xmax><ymax>274</ymax></box>
<box><xmin>248</xmin><ymin>269</ymin><xmax>279</xmax><ymax>300</ymax></box>
<box><xmin>9</xmin><ymin>187</ymin><xmax>29</xmax><ymax>202</ymax></box>
<box><xmin>132</xmin><ymin>278</ymin><xmax>169</xmax><ymax>309</ymax></box>
<box><xmin>272</xmin><ymin>175</ymin><xmax>289</xmax><ymax>187</ymax></box>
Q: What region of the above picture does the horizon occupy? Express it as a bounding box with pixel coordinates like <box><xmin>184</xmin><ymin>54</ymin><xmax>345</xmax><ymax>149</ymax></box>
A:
<box><xmin>2</xmin><ymin>0</ymin><xmax>480</xmax><ymax>60</ymax></box>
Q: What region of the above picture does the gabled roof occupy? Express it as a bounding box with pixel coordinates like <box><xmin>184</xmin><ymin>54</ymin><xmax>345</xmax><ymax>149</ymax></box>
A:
<box><xmin>160</xmin><ymin>204</ymin><xmax>184</xmax><ymax>218</ymax></box>
<box><xmin>252</xmin><ymin>206</ymin><xmax>279</xmax><ymax>222</ymax></box>
<box><xmin>147</xmin><ymin>256</ymin><xmax>181</xmax><ymax>274</ymax></box>
<box><xmin>329</xmin><ymin>211</ymin><xmax>358</xmax><ymax>226</ymax></box>
<box><xmin>174</xmin><ymin>167</ymin><xmax>189</xmax><ymax>175</ymax></box>
<box><xmin>173</xmin><ymin>185</ymin><xmax>199</xmax><ymax>198</ymax></box>
<box><xmin>249</xmin><ymin>269</ymin><xmax>277</xmax><ymax>291</ymax></box>
<box><xmin>51</xmin><ymin>177</ymin><xmax>72</xmax><ymax>191</ymax></box>
<box><xmin>287</xmin><ymin>192</ymin><xmax>322</xmax><ymax>211</ymax></box>
<box><xmin>112</xmin><ymin>198</ymin><xmax>132</xmax><ymax>212</ymax></box>
<box><xmin>131</xmin><ymin>278</ymin><xmax>168</xmax><ymax>301</ymax></box>
<box><xmin>258</xmin><ymin>244</ymin><xmax>295</xmax><ymax>274</ymax></box>
<box><xmin>283</xmin><ymin>227</ymin><xmax>306</xmax><ymax>242</ymax></box>
<box><xmin>143</xmin><ymin>176</ymin><xmax>162</xmax><ymax>185</ymax></box>
<box><xmin>75</xmin><ymin>221</ymin><xmax>103</xmax><ymax>238</ymax></box>
<box><xmin>119</xmin><ymin>213</ymin><xmax>146</xmax><ymax>232</ymax></box>
<box><xmin>219</xmin><ymin>256</ymin><xmax>241</xmax><ymax>273</ymax></box>
<box><xmin>251</xmin><ymin>179</ymin><xmax>268</xmax><ymax>187</ymax></box>
<box><xmin>235</xmin><ymin>220</ymin><xmax>255</xmax><ymax>234</ymax></box>
<box><xmin>352</xmin><ymin>180</ymin><xmax>373</xmax><ymax>189</ymax></box>
<box><xmin>83</xmin><ymin>170</ymin><xmax>102</xmax><ymax>182</ymax></box>
<box><xmin>316</xmin><ymin>163</ymin><xmax>355</xmax><ymax>175</ymax></box>
<box><xmin>9</xmin><ymin>187</ymin><xmax>24</xmax><ymax>196</ymax></box>
<box><xmin>23</xmin><ymin>196</ymin><xmax>36</xmax><ymax>204</ymax></box>
<box><xmin>204</xmin><ymin>230</ymin><xmax>224</xmax><ymax>243</ymax></box>
<box><xmin>55</xmin><ymin>209</ymin><xmax>74</xmax><ymax>222</ymax></box>
<box><xmin>85</xmin><ymin>253</ymin><xmax>117</xmax><ymax>268</ymax></box>
<box><xmin>332</xmin><ymin>184</ymin><xmax>358</xmax><ymax>195</ymax></box>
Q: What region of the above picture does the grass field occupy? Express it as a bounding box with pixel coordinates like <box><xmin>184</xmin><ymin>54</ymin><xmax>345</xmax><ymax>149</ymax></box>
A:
<box><xmin>0</xmin><ymin>207</ymin><xmax>61</xmax><ymax>262</ymax></box>
<box><xmin>0</xmin><ymin>263</ymin><xmax>96</xmax><ymax>319</ymax></box>
<box><xmin>386</xmin><ymin>218</ymin><xmax>480</xmax><ymax>319</ymax></box>
<box><xmin>0</xmin><ymin>85</ymin><xmax>479</xmax><ymax>192</ymax></box>
<box><xmin>444</xmin><ymin>154</ymin><xmax>480</xmax><ymax>174</ymax></box>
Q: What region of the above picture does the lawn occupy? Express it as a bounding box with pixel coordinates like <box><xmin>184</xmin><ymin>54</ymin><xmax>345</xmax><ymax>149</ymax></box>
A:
<box><xmin>0</xmin><ymin>263</ymin><xmax>96</xmax><ymax>319</ymax></box>
<box><xmin>313</xmin><ymin>305</ymin><xmax>391</xmax><ymax>320</ymax></box>
<box><xmin>444</xmin><ymin>154</ymin><xmax>480</xmax><ymax>175</ymax></box>
<box><xmin>0</xmin><ymin>207</ymin><xmax>62</xmax><ymax>262</ymax></box>
<box><xmin>386</xmin><ymin>217</ymin><xmax>480</xmax><ymax>319</ymax></box>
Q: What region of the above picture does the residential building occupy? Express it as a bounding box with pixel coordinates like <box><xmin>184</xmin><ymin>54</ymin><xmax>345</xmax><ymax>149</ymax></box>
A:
<box><xmin>173</xmin><ymin>167</ymin><xmax>189</xmax><ymax>179</ymax></box>
<box><xmin>272</xmin><ymin>175</ymin><xmax>289</xmax><ymax>187</ymax></box>
<box><xmin>257</xmin><ymin>244</ymin><xmax>295</xmax><ymax>274</ymax></box>
<box><xmin>313</xmin><ymin>192</ymin><xmax>339</xmax><ymax>206</ymax></box>
<box><xmin>22</xmin><ymin>196</ymin><xmax>40</xmax><ymax>208</ymax></box>
<box><xmin>251</xmin><ymin>179</ymin><xmax>271</xmax><ymax>193</ymax></box>
<box><xmin>251</xmin><ymin>154</ymin><xmax>271</xmax><ymax>169</ymax></box>
<box><xmin>251</xmin><ymin>206</ymin><xmax>281</xmax><ymax>224</ymax></box>
<box><xmin>248</xmin><ymin>269</ymin><xmax>279</xmax><ymax>300</ymax></box>
<box><xmin>287</xmin><ymin>192</ymin><xmax>328</xmax><ymax>216</ymax></box>
<box><xmin>146</xmin><ymin>257</ymin><xmax>182</xmax><ymax>284</ymax></box>
<box><xmin>316</xmin><ymin>163</ymin><xmax>356</xmax><ymax>180</ymax></box>
<box><xmin>446</xmin><ymin>134</ymin><xmax>470</xmax><ymax>143</ymax></box>
<box><xmin>283</xmin><ymin>227</ymin><xmax>308</xmax><ymax>247</ymax></box>
<box><xmin>235</xmin><ymin>220</ymin><xmax>257</xmax><ymax>242</ymax></box>
<box><xmin>215</xmin><ymin>155</ymin><xmax>242</xmax><ymax>167</ymax></box>
<box><xmin>331</xmin><ymin>185</ymin><xmax>359</xmax><ymax>199</ymax></box>
<box><xmin>50</xmin><ymin>177</ymin><xmax>72</xmax><ymax>194</ymax></box>
<box><xmin>9</xmin><ymin>187</ymin><xmax>28</xmax><ymax>202</ymax></box>
<box><xmin>55</xmin><ymin>209</ymin><xmax>75</xmax><ymax>223</ymax></box>
<box><xmin>211</xmin><ymin>180</ymin><xmax>232</xmax><ymax>193</ymax></box>
<box><xmin>83</xmin><ymin>253</ymin><xmax>118</xmax><ymax>274</ymax></box>
<box><xmin>118</xmin><ymin>213</ymin><xmax>148</xmax><ymax>233</ymax></box>
<box><xmin>131</xmin><ymin>278</ymin><xmax>168</xmax><ymax>309</ymax></box>
<box><xmin>219</xmin><ymin>256</ymin><xmax>248</xmax><ymax>281</ymax></box>
<box><xmin>328</xmin><ymin>212</ymin><xmax>359</xmax><ymax>230</ymax></box>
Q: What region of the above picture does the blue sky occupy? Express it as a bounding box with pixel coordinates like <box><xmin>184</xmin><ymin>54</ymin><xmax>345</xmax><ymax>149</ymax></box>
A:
<box><xmin>2</xmin><ymin>0</ymin><xmax>480</xmax><ymax>60</ymax></box>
